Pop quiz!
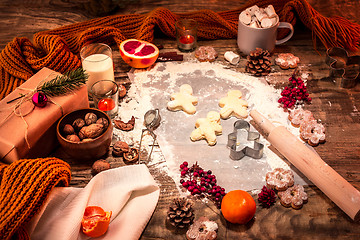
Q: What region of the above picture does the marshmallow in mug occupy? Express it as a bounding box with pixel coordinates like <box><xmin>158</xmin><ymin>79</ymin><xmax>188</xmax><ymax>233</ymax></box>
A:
<box><xmin>239</xmin><ymin>5</ymin><xmax>278</xmax><ymax>29</ymax></box>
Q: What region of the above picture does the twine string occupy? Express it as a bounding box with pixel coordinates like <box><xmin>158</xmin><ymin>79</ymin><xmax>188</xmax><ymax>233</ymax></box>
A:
<box><xmin>0</xmin><ymin>73</ymin><xmax>64</xmax><ymax>149</ymax></box>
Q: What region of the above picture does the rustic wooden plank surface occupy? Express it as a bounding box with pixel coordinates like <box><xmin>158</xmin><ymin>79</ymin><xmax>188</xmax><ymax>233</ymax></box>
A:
<box><xmin>0</xmin><ymin>0</ymin><xmax>360</xmax><ymax>239</ymax></box>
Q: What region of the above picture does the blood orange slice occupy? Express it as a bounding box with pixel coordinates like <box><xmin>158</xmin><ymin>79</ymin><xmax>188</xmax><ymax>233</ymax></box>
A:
<box><xmin>81</xmin><ymin>206</ymin><xmax>112</xmax><ymax>238</ymax></box>
<box><xmin>119</xmin><ymin>39</ymin><xmax>159</xmax><ymax>68</ymax></box>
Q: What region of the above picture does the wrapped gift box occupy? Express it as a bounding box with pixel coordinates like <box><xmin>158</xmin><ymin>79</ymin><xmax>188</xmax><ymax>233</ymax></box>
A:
<box><xmin>0</xmin><ymin>67</ymin><xmax>89</xmax><ymax>163</ymax></box>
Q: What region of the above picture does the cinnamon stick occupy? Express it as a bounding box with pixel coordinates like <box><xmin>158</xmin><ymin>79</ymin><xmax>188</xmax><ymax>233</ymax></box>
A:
<box><xmin>250</xmin><ymin>109</ymin><xmax>360</xmax><ymax>221</ymax></box>
<box><xmin>156</xmin><ymin>52</ymin><xmax>183</xmax><ymax>62</ymax></box>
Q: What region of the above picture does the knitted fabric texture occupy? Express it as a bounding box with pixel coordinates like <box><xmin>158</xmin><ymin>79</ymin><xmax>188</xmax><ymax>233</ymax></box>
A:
<box><xmin>0</xmin><ymin>157</ymin><xmax>71</xmax><ymax>240</ymax></box>
<box><xmin>0</xmin><ymin>0</ymin><xmax>359</xmax><ymax>99</ymax></box>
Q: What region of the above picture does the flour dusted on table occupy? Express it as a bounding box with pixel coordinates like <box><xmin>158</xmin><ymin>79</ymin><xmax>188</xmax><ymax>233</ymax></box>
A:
<box><xmin>123</xmin><ymin>61</ymin><xmax>307</xmax><ymax>192</ymax></box>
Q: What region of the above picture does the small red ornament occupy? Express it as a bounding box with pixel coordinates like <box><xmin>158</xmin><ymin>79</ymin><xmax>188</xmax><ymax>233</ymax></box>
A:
<box><xmin>32</xmin><ymin>92</ymin><xmax>48</xmax><ymax>108</ymax></box>
<box><xmin>258</xmin><ymin>185</ymin><xmax>276</xmax><ymax>208</ymax></box>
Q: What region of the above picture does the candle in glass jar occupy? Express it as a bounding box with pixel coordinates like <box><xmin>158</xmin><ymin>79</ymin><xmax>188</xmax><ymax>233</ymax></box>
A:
<box><xmin>176</xmin><ymin>19</ymin><xmax>197</xmax><ymax>52</ymax></box>
<box><xmin>91</xmin><ymin>80</ymin><xmax>119</xmax><ymax>118</ymax></box>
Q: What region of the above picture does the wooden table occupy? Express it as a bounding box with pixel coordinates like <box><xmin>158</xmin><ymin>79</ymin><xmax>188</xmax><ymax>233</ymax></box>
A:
<box><xmin>1</xmin><ymin>0</ymin><xmax>359</xmax><ymax>239</ymax></box>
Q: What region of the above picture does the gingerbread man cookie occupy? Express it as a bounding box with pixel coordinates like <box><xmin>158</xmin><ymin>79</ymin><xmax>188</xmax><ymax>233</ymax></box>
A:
<box><xmin>167</xmin><ymin>84</ymin><xmax>198</xmax><ymax>115</ymax></box>
<box><xmin>219</xmin><ymin>90</ymin><xmax>248</xmax><ymax>119</ymax></box>
<box><xmin>190</xmin><ymin>111</ymin><xmax>222</xmax><ymax>146</ymax></box>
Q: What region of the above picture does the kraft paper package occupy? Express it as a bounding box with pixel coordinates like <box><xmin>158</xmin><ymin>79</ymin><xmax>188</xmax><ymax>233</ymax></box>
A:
<box><xmin>0</xmin><ymin>68</ymin><xmax>89</xmax><ymax>163</ymax></box>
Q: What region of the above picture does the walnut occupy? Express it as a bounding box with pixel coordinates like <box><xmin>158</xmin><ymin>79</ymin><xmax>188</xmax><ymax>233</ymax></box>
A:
<box><xmin>119</xmin><ymin>84</ymin><xmax>127</xmax><ymax>98</ymax></box>
<box><xmin>112</xmin><ymin>141</ymin><xmax>130</xmax><ymax>157</ymax></box>
<box><xmin>91</xmin><ymin>160</ymin><xmax>111</xmax><ymax>175</ymax></box>
<box><xmin>96</xmin><ymin>117</ymin><xmax>109</xmax><ymax>129</ymax></box>
<box><xmin>72</xmin><ymin>118</ymin><xmax>85</xmax><ymax>131</ymax></box>
<box><xmin>123</xmin><ymin>148</ymin><xmax>139</xmax><ymax>162</ymax></box>
<box><xmin>82</xmin><ymin>138</ymin><xmax>94</xmax><ymax>142</ymax></box>
<box><xmin>79</xmin><ymin>123</ymin><xmax>104</xmax><ymax>139</ymax></box>
<box><xmin>62</xmin><ymin>124</ymin><xmax>75</xmax><ymax>135</ymax></box>
<box><xmin>114</xmin><ymin>116</ymin><xmax>135</xmax><ymax>131</ymax></box>
<box><xmin>78</xmin><ymin>129</ymin><xmax>85</xmax><ymax>140</ymax></box>
<box><xmin>85</xmin><ymin>112</ymin><xmax>98</xmax><ymax>125</ymax></box>
<box><xmin>66</xmin><ymin>134</ymin><xmax>80</xmax><ymax>142</ymax></box>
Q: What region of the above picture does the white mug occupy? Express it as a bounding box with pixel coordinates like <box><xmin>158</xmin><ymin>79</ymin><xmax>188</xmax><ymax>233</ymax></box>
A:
<box><xmin>237</xmin><ymin>16</ymin><xmax>294</xmax><ymax>55</ymax></box>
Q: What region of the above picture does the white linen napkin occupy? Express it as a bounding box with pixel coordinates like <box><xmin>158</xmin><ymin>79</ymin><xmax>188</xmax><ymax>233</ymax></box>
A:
<box><xmin>26</xmin><ymin>164</ymin><xmax>160</xmax><ymax>240</ymax></box>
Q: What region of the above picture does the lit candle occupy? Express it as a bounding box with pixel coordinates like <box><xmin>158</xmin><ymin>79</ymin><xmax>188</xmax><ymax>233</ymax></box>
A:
<box><xmin>98</xmin><ymin>98</ymin><xmax>115</xmax><ymax>111</ymax></box>
<box><xmin>178</xmin><ymin>34</ymin><xmax>195</xmax><ymax>51</ymax></box>
<box><xmin>179</xmin><ymin>35</ymin><xmax>195</xmax><ymax>44</ymax></box>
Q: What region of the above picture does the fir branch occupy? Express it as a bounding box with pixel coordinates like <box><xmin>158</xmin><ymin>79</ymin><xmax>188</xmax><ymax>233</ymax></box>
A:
<box><xmin>38</xmin><ymin>68</ymin><xmax>88</xmax><ymax>97</ymax></box>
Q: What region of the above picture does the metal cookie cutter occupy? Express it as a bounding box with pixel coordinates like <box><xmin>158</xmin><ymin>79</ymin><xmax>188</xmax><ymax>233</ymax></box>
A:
<box><xmin>325</xmin><ymin>47</ymin><xmax>360</xmax><ymax>88</ymax></box>
<box><xmin>227</xmin><ymin>120</ymin><xmax>264</xmax><ymax>160</ymax></box>
<box><xmin>138</xmin><ymin>109</ymin><xmax>161</xmax><ymax>163</ymax></box>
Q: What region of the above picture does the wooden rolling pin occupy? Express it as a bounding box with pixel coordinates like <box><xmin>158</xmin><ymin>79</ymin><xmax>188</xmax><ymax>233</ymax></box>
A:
<box><xmin>250</xmin><ymin>110</ymin><xmax>360</xmax><ymax>221</ymax></box>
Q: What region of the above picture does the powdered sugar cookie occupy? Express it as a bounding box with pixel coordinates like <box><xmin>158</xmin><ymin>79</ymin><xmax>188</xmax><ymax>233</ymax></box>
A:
<box><xmin>190</xmin><ymin>111</ymin><xmax>222</xmax><ymax>146</ymax></box>
<box><xmin>288</xmin><ymin>108</ymin><xmax>314</xmax><ymax>127</ymax></box>
<box><xmin>266</xmin><ymin>168</ymin><xmax>294</xmax><ymax>191</ymax></box>
<box><xmin>219</xmin><ymin>90</ymin><xmax>248</xmax><ymax>119</ymax></box>
<box><xmin>278</xmin><ymin>184</ymin><xmax>308</xmax><ymax>209</ymax></box>
<box><xmin>275</xmin><ymin>53</ymin><xmax>300</xmax><ymax>69</ymax></box>
<box><xmin>167</xmin><ymin>84</ymin><xmax>198</xmax><ymax>115</ymax></box>
<box><xmin>186</xmin><ymin>216</ymin><xmax>218</xmax><ymax>240</ymax></box>
<box><xmin>195</xmin><ymin>46</ymin><xmax>218</xmax><ymax>62</ymax></box>
<box><xmin>300</xmin><ymin>119</ymin><xmax>326</xmax><ymax>146</ymax></box>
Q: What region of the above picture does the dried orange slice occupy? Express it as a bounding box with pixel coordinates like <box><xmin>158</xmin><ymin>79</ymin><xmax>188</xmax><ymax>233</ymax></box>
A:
<box><xmin>81</xmin><ymin>206</ymin><xmax>112</xmax><ymax>238</ymax></box>
<box><xmin>119</xmin><ymin>39</ymin><xmax>159</xmax><ymax>68</ymax></box>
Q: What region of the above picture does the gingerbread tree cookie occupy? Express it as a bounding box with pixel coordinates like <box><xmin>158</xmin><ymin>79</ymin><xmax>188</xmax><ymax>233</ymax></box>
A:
<box><xmin>167</xmin><ymin>84</ymin><xmax>198</xmax><ymax>115</ymax></box>
<box><xmin>219</xmin><ymin>90</ymin><xmax>248</xmax><ymax>119</ymax></box>
<box><xmin>190</xmin><ymin>111</ymin><xmax>222</xmax><ymax>146</ymax></box>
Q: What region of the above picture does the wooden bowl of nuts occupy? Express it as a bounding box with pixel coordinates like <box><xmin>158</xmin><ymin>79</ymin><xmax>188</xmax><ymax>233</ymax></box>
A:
<box><xmin>56</xmin><ymin>108</ymin><xmax>113</xmax><ymax>160</ymax></box>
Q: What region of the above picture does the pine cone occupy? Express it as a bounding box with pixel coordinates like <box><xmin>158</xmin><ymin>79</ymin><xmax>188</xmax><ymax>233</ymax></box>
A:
<box><xmin>246</xmin><ymin>48</ymin><xmax>272</xmax><ymax>76</ymax></box>
<box><xmin>258</xmin><ymin>185</ymin><xmax>276</xmax><ymax>208</ymax></box>
<box><xmin>167</xmin><ymin>197</ymin><xmax>194</xmax><ymax>228</ymax></box>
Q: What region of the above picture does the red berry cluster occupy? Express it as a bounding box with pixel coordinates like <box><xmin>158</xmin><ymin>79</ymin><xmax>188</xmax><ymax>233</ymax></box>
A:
<box><xmin>278</xmin><ymin>75</ymin><xmax>312</xmax><ymax>109</ymax></box>
<box><xmin>179</xmin><ymin>161</ymin><xmax>226</xmax><ymax>208</ymax></box>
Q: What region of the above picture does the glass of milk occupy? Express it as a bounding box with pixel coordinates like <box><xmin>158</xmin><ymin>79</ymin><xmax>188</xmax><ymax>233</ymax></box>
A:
<box><xmin>80</xmin><ymin>43</ymin><xmax>114</xmax><ymax>93</ymax></box>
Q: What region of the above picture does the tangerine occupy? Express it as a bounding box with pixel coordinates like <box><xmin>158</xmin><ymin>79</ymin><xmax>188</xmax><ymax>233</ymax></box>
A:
<box><xmin>81</xmin><ymin>206</ymin><xmax>112</xmax><ymax>238</ymax></box>
<box><xmin>119</xmin><ymin>39</ymin><xmax>159</xmax><ymax>68</ymax></box>
<box><xmin>221</xmin><ymin>190</ymin><xmax>256</xmax><ymax>224</ymax></box>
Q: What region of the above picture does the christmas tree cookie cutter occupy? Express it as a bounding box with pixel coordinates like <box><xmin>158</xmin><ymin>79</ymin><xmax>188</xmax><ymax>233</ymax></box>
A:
<box><xmin>227</xmin><ymin>120</ymin><xmax>264</xmax><ymax>160</ymax></box>
<box><xmin>138</xmin><ymin>108</ymin><xmax>161</xmax><ymax>163</ymax></box>
<box><xmin>325</xmin><ymin>47</ymin><xmax>360</xmax><ymax>88</ymax></box>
